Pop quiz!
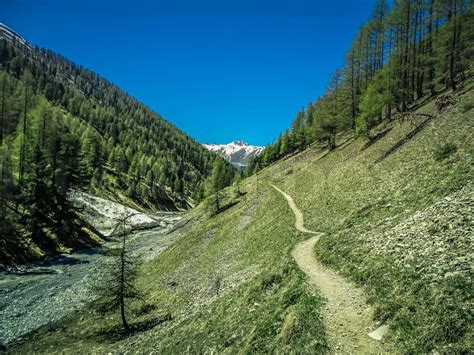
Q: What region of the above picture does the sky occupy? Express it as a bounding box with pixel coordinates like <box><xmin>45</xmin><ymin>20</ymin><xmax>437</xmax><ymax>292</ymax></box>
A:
<box><xmin>2</xmin><ymin>0</ymin><xmax>377</xmax><ymax>146</ymax></box>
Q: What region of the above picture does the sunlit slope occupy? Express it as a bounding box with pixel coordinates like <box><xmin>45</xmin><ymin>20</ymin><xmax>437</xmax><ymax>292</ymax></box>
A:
<box><xmin>11</xmin><ymin>89</ymin><xmax>473</xmax><ymax>353</ymax></box>
<box><xmin>12</xmin><ymin>172</ymin><xmax>328</xmax><ymax>353</ymax></box>
<box><xmin>262</xmin><ymin>87</ymin><xmax>473</xmax><ymax>352</ymax></box>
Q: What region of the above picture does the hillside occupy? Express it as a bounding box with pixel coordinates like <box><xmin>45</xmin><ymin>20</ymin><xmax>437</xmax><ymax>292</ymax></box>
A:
<box><xmin>2</xmin><ymin>1</ymin><xmax>473</xmax><ymax>353</ymax></box>
<box><xmin>0</xmin><ymin>29</ymin><xmax>234</xmax><ymax>266</ymax></box>
<box><xmin>248</xmin><ymin>0</ymin><xmax>473</xmax><ymax>174</ymax></box>
<box><xmin>9</xmin><ymin>87</ymin><xmax>473</xmax><ymax>353</ymax></box>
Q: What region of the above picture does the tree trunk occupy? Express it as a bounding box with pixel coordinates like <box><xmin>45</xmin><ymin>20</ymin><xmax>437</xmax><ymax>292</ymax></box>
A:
<box><xmin>402</xmin><ymin>0</ymin><xmax>411</xmax><ymax>111</ymax></box>
<box><xmin>0</xmin><ymin>73</ymin><xmax>5</xmax><ymax>145</ymax></box>
<box><xmin>120</xmin><ymin>233</ymin><xmax>130</xmax><ymax>332</ymax></box>
<box><xmin>330</xmin><ymin>128</ymin><xmax>336</xmax><ymax>150</ymax></box>
<box><xmin>19</xmin><ymin>86</ymin><xmax>28</xmax><ymax>185</ymax></box>
<box><xmin>410</xmin><ymin>0</ymin><xmax>420</xmax><ymax>102</ymax></box>
<box><xmin>448</xmin><ymin>0</ymin><xmax>457</xmax><ymax>91</ymax></box>
<box><xmin>350</xmin><ymin>51</ymin><xmax>356</xmax><ymax>129</ymax></box>
<box><xmin>1</xmin><ymin>154</ymin><xmax>5</xmax><ymax>238</ymax></box>
<box><xmin>427</xmin><ymin>0</ymin><xmax>436</xmax><ymax>96</ymax></box>
<box><xmin>387</xmin><ymin>28</ymin><xmax>393</xmax><ymax>121</ymax></box>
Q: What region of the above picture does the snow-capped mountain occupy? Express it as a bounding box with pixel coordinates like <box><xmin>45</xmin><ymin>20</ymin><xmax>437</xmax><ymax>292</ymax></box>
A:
<box><xmin>203</xmin><ymin>141</ymin><xmax>265</xmax><ymax>170</ymax></box>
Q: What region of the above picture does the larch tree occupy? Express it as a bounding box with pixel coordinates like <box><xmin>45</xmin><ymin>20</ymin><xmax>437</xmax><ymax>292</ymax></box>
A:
<box><xmin>95</xmin><ymin>213</ymin><xmax>142</xmax><ymax>332</ymax></box>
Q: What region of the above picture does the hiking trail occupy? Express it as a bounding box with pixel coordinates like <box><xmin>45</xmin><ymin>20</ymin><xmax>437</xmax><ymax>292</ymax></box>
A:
<box><xmin>271</xmin><ymin>184</ymin><xmax>389</xmax><ymax>353</ymax></box>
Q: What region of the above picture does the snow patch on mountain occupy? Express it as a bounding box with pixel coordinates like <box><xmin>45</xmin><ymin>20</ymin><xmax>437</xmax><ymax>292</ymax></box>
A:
<box><xmin>203</xmin><ymin>141</ymin><xmax>264</xmax><ymax>170</ymax></box>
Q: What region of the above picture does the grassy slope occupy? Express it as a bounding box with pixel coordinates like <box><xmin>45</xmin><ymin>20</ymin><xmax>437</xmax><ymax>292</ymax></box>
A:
<box><xmin>11</xmin><ymin>181</ymin><xmax>328</xmax><ymax>353</ymax></box>
<box><xmin>10</xmin><ymin>88</ymin><xmax>473</xmax><ymax>353</ymax></box>
<box><xmin>266</xmin><ymin>87</ymin><xmax>474</xmax><ymax>352</ymax></box>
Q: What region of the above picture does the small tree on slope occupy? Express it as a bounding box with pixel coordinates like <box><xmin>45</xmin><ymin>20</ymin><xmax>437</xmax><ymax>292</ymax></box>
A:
<box><xmin>95</xmin><ymin>213</ymin><xmax>142</xmax><ymax>332</ymax></box>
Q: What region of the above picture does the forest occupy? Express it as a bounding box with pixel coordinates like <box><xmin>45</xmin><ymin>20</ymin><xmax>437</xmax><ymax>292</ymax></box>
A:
<box><xmin>248</xmin><ymin>0</ymin><xmax>473</xmax><ymax>173</ymax></box>
<box><xmin>1</xmin><ymin>0</ymin><xmax>473</xmax><ymax>353</ymax></box>
<box><xmin>0</xmin><ymin>38</ymin><xmax>235</xmax><ymax>265</ymax></box>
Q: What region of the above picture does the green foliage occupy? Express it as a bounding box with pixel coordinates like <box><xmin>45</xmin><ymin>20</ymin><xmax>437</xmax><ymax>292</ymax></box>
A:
<box><xmin>357</xmin><ymin>68</ymin><xmax>393</xmax><ymax>136</ymax></box>
<box><xmin>0</xmin><ymin>84</ymin><xmax>101</xmax><ymax>264</ymax></box>
<box><xmin>0</xmin><ymin>38</ymin><xmax>234</xmax><ymax>211</ymax></box>
<box><xmin>205</xmin><ymin>157</ymin><xmax>235</xmax><ymax>212</ymax></box>
<box><xmin>252</xmin><ymin>0</ymin><xmax>473</xmax><ymax>173</ymax></box>
<box><xmin>0</xmin><ymin>36</ymin><xmax>236</xmax><ymax>264</ymax></box>
<box><xmin>94</xmin><ymin>214</ymin><xmax>143</xmax><ymax>332</ymax></box>
<box><xmin>434</xmin><ymin>142</ymin><xmax>458</xmax><ymax>161</ymax></box>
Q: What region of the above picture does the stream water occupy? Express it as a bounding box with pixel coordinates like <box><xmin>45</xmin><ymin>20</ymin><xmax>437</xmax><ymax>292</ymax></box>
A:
<box><xmin>0</xmin><ymin>212</ymin><xmax>182</xmax><ymax>345</ymax></box>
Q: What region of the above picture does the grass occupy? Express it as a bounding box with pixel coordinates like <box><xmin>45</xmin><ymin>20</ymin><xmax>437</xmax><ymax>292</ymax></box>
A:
<box><xmin>10</xmin><ymin>168</ymin><xmax>328</xmax><ymax>353</ymax></box>
<box><xmin>260</xmin><ymin>86</ymin><xmax>474</xmax><ymax>353</ymax></box>
<box><xmin>9</xmin><ymin>86</ymin><xmax>473</xmax><ymax>353</ymax></box>
<box><xmin>434</xmin><ymin>141</ymin><xmax>459</xmax><ymax>161</ymax></box>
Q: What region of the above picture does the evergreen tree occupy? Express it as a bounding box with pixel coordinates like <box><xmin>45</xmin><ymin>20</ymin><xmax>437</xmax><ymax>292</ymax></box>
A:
<box><xmin>209</xmin><ymin>158</ymin><xmax>228</xmax><ymax>212</ymax></box>
<box><xmin>357</xmin><ymin>66</ymin><xmax>394</xmax><ymax>137</ymax></box>
<box><xmin>251</xmin><ymin>0</ymin><xmax>472</xmax><ymax>173</ymax></box>
<box><xmin>95</xmin><ymin>213</ymin><xmax>143</xmax><ymax>332</ymax></box>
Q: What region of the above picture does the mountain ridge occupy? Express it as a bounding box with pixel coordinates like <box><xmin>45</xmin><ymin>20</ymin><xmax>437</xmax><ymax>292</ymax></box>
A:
<box><xmin>203</xmin><ymin>141</ymin><xmax>264</xmax><ymax>170</ymax></box>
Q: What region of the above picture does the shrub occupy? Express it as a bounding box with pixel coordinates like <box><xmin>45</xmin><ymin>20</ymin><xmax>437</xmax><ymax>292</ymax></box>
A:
<box><xmin>434</xmin><ymin>142</ymin><xmax>458</xmax><ymax>161</ymax></box>
<box><xmin>462</xmin><ymin>101</ymin><xmax>474</xmax><ymax>113</ymax></box>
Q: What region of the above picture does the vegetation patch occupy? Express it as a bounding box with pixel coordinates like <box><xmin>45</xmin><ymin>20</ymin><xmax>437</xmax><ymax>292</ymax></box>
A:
<box><xmin>434</xmin><ymin>141</ymin><xmax>458</xmax><ymax>161</ymax></box>
<box><xmin>266</xmin><ymin>89</ymin><xmax>473</xmax><ymax>352</ymax></box>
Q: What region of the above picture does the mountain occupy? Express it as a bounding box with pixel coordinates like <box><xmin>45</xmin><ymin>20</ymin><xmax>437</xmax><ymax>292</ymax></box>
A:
<box><xmin>11</xmin><ymin>88</ymin><xmax>474</xmax><ymax>353</ymax></box>
<box><xmin>2</xmin><ymin>0</ymin><xmax>473</xmax><ymax>352</ymax></box>
<box><xmin>203</xmin><ymin>141</ymin><xmax>264</xmax><ymax>170</ymax></box>
<box><xmin>0</xmin><ymin>23</ymin><xmax>235</xmax><ymax>266</ymax></box>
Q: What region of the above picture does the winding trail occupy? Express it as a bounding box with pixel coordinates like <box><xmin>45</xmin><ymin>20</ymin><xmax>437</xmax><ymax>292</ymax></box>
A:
<box><xmin>271</xmin><ymin>184</ymin><xmax>389</xmax><ymax>354</ymax></box>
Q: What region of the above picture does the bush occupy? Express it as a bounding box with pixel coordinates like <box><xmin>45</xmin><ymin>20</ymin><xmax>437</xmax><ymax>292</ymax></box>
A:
<box><xmin>434</xmin><ymin>142</ymin><xmax>458</xmax><ymax>161</ymax></box>
<box><xmin>462</xmin><ymin>101</ymin><xmax>474</xmax><ymax>113</ymax></box>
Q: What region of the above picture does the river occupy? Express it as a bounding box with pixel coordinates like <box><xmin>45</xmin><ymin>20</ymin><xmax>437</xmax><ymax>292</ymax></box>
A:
<box><xmin>0</xmin><ymin>212</ymin><xmax>183</xmax><ymax>345</ymax></box>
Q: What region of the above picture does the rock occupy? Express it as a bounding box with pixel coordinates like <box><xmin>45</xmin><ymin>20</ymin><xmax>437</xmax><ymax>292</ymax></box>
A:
<box><xmin>368</xmin><ymin>324</ymin><xmax>389</xmax><ymax>341</ymax></box>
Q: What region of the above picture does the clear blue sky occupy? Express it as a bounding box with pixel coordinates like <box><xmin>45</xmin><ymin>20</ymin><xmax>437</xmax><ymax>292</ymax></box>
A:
<box><xmin>3</xmin><ymin>0</ymin><xmax>377</xmax><ymax>146</ymax></box>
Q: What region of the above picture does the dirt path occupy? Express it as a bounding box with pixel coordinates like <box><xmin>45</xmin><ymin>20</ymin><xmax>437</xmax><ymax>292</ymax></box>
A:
<box><xmin>271</xmin><ymin>184</ymin><xmax>389</xmax><ymax>354</ymax></box>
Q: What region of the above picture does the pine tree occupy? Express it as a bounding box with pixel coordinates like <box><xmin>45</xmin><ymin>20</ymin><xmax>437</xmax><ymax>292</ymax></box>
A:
<box><xmin>0</xmin><ymin>144</ymin><xmax>15</xmax><ymax>241</ymax></box>
<box><xmin>357</xmin><ymin>66</ymin><xmax>394</xmax><ymax>137</ymax></box>
<box><xmin>19</xmin><ymin>71</ymin><xmax>34</xmax><ymax>186</ymax></box>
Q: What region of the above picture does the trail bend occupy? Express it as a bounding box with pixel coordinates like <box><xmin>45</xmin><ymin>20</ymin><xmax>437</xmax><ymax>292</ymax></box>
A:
<box><xmin>271</xmin><ymin>184</ymin><xmax>390</xmax><ymax>354</ymax></box>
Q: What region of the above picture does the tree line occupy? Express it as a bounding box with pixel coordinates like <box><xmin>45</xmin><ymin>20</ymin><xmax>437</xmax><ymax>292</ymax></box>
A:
<box><xmin>248</xmin><ymin>0</ymin><xmax>473</xmax><ymax>174</ymax></box>
<box><xmin>0</xmin><ymin>38</ymin><xmax>235</xmax><ymax>263</ymax></box>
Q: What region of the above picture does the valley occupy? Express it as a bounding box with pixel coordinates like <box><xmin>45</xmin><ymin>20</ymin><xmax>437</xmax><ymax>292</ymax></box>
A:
<box><xmin>0</xmin><ymin>197</ymin><xmax>183</xmax><ymax>345</ymax></box>
<box><xmin>1</xmin><ymin>0</ymin><xmax>473</xmax><ymax>353</ymax></box>
<box><xmin>6</xmin><ymin>87</ymin><xmax>473</xmax><ymax>353</ymax></box>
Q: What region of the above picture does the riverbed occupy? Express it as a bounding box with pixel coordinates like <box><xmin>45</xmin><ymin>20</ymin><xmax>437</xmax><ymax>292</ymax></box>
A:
<box><xmin>0</xmin><ymin>212</ymin><xmax>183</xmax><ymax>345</ymax></box>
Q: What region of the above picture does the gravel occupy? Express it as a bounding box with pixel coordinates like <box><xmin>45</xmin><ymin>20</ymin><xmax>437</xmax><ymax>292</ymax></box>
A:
<box><xmin>0</xmin><ymin>193</ymin><xmax>183</xmax><ymax>345</ymax></box>
<box><xmin>362</xmin><ymin>183</ymin><xmax>473</xmax><ymax>282</ymax></box>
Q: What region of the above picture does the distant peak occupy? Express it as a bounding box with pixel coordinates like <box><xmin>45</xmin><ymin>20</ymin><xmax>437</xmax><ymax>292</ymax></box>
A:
<box><xmin>202</xmin><ymin>141</ymin><xmax>265</xmax><ymax>170</ymax></box>
<box><xmin>232</xmin><ymin>141</ymin><xmax>248</xmax><ymax>146</ymax></box>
